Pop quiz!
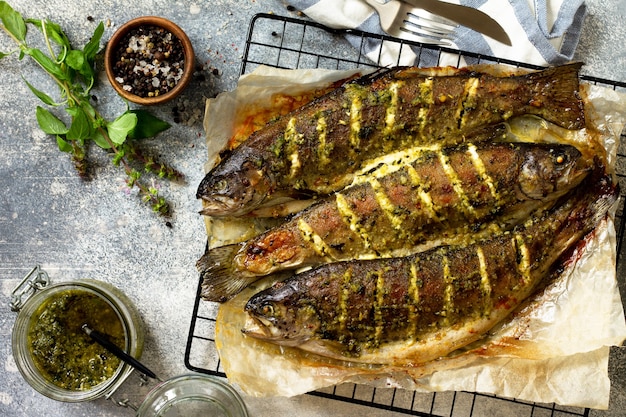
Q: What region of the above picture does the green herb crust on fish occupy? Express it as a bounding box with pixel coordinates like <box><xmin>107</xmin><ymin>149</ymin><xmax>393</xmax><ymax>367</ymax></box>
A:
<box><xmin>242</xmin><ymin>171</ymin><xmax>617</xmax><ymax>364</ymax></box>
<box><xmin>198</xmin><ymin>140</ymin><xmax>592</xmax><ymax>302</ymax></box>
<box><xmin>197</xmin><ymin>63</ymin><xmax>585</xmax><ymax>217</ymax></box>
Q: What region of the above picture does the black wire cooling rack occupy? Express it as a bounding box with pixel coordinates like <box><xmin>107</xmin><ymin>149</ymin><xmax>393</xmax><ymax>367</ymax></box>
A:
<box><xmin>185</xmin><ymin>13</ymin><xmax>626</xmax><ymax>417</ymax></box>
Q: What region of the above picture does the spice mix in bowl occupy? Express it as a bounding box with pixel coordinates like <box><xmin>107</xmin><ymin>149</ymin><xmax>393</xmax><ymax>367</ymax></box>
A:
<box><xmin>105</xmin><ymin>16</ymin><xmax>194</xmax><ymax>105</ymax></box>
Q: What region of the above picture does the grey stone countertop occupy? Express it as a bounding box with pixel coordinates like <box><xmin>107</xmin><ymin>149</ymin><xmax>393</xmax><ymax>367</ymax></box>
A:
<box><xmin>0</xmin><ymin>1</ymin><xmax>625</xmax><ymax>416</ymax></box>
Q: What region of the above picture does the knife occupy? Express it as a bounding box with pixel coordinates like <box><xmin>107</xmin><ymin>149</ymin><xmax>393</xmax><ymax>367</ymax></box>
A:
<box><xmin>404</xmin><ymin>0</ymin><xmax>512</xmax><ymax>45</ymax></box>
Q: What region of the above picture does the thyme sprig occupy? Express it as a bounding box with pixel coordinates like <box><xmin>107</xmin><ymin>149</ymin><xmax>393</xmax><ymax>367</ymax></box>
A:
<box><xmin>0</xmin><ymin>1</ymin><xmax>182</xmax><ymax>216</ymax></box>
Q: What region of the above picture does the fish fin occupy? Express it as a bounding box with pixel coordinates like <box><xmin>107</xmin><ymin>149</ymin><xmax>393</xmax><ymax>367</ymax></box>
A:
<box><xmin>552</xmin><ymin>166</ymin><xmax>618</xmax><ymax>243</ymax></box>
<box><xmin>580</xmin><ymin>167</ymin><xmax>619</xmax><ymax>227</ymax></box>
<box><xmin>527</xmin><ymin>62</ymin><xmax>585</xmax><ymax>130</ymax></box>
<box><xmin>464</xmin><ymin>122</ymin><xmax>508</xmax><ymax>143</ymax></box>
<box><xmin>348</xmin><ymin>66</ymin><xmax>396</xmax><ymax>86</ymax></box>
<box><xmin>247</xmin><ymin>198</ymin><xmax>317</xmax><ymax>217</ymax></box>
<box><xmin>197</xmin><ymin>244</ymin><xmax>258</xmax><ymax>303</ymax></box>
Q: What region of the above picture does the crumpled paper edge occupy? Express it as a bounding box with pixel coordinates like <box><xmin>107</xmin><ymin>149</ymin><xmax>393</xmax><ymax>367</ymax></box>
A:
<box><xmin>202</xmin><ymin>66</ymin><xmax>626</xmax><ymax>409</ymax></box>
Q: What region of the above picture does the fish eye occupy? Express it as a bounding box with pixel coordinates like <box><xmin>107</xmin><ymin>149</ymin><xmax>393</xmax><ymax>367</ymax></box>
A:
<box><xmin>551</xmin><ymin>151</ymin><xmax>568</xmax><ymax>166</ymax></box>
<box><xmin>261</xmin><ymin>302</ymin><xmax>275</xmax><ymax>316</ymax></box>
<box><xmin>215</xmin><ymin>179</ymin><xmax>228</xmax><ymax>191</ymax></box>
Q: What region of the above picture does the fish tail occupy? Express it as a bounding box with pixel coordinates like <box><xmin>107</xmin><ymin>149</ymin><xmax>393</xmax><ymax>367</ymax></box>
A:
<box><xmin>196</xmin><ymin>244</ymin><xmax>257</xmax><ymax>302</ymax></box>
<box><xmin>526</xmin><ymin>62</ymin><xmax>585</xmax><ymax>129</ymax></box>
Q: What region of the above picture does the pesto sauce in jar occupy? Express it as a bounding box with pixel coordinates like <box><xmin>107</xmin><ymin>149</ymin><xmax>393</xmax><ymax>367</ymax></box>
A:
<box><xmin>27</xmin><ymin>289</ymin><xmax>126</xmax><ymax>391</ymax></box>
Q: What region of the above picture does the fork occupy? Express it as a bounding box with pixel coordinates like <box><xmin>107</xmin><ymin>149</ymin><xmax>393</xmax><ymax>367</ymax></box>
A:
<box><xmin>362</xmin><ymin>0</ymin><xmax>457</xmax><ymax>46</ymax></box>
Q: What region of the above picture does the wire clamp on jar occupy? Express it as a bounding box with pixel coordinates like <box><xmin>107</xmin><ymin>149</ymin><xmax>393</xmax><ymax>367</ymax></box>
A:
<box><xmin>10</xmin><ymin>265</ymin><xmax>50</xmax><ymax>312</ymax></box>
<box><xmin>108</xmin><ymin>395</ymin><xmax>139</xmax><ymax>412</ymax></box>
<box><xmin>105</xmin><ymin>370</ymin><xmax>157</xmax><ymax>412</ymax></box>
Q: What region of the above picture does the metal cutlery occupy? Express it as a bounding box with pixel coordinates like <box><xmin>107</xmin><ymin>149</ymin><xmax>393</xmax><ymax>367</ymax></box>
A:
<box><xmin>404</xmin><ymin>0</ymin><xmax>511</xmax><ymax>45</ymax></box>
<box><xmin>363</xmin><ymin>0</ymin><xmax>457</xmax><ymax>46</ymax></box>
<box><xmin>363</xmin><ymin>0</ymin><xmax>511</xmax><ymax>46</ymax></box>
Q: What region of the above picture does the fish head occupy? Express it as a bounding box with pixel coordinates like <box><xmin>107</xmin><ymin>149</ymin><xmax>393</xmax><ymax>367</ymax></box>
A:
<box><xmin>196</xmin><ymin>147</ymin><xmax>273</xmax><ymax>216</ymax></box>
<box><xmin>519</xmin><ymin>144</ymin><xmax>590</xmax><ymax>200</ymax></box>
<box><xmin>243</xmin><ymin>280</ymin><xmax>320</xmax><ymax>346</ymax></box>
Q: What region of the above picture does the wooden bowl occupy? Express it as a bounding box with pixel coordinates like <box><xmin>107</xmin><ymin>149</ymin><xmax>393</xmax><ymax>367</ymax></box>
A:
<box><xmin>104</xmin><ymin>16</ymin><xmax>195</xmax><ymax>105</ymax></box>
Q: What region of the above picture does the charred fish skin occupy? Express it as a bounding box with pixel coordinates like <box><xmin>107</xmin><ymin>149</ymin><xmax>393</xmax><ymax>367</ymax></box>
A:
<box><xmin>197</xmin><ymin>63</ymin><xmax>585</xmax><ymax>217</ymax></box>
<box><xmin>198</xmin><ymin>141</ymin><xmax>591</xmax><ymax>302</ymax></box>
<box><xmin>243</xmin><ymin>173</ymin><xmax>617</xmax><ymax>363</ymax></box>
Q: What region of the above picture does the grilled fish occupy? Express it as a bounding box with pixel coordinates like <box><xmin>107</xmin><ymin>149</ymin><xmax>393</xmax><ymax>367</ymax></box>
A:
<box><xmin>198</xmin><ymin>140</ymin><xmax>592</xmax><ymax>302</ymax></box>
<box><xmin>242</xmin><ymin>172</ymin><xmax>617</xmax><ymax>364</ymax></box>
<box><xmin>197</xmin><ymin>63</ymin><xmax>585</xmax><ymax>217</ymax></box>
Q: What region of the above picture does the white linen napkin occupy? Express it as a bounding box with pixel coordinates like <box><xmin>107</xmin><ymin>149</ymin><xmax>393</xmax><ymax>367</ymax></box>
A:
<box><xmin>286</xmin><ymin>0</ymin><xmax>587</xmax><ymax>68</ymax></box>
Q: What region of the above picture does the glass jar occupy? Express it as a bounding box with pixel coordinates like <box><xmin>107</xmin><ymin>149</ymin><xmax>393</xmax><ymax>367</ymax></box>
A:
<box><xmin>11</xmin><ymin>267</ymin><xmax>145</xmax><ymax>402</ymax></box>
<box><xmin>136</xmin><ymin>374</ymin><xmax>249</xmax><ymax>417</ymax></box>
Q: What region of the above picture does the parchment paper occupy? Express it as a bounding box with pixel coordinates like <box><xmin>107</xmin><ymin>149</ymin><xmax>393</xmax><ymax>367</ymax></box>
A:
<box><xmin>201</xmin><ymin>66</ymin><xmax>626</xmax><ymax>409</ymax></box>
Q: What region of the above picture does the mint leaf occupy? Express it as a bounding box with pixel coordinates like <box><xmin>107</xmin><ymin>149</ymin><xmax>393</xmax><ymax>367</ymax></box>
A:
<box><xmin>83</xmin><ymin>22</ymin><xmax>104</xmax><ymax>61</ymax></box>
<box><xmin>56</xmin><ymin>135</ymin><xmax>72</xmax><ymax>153</ymax></box>
<box><xmin>129</xmin><ymin>109</ymin><xmax>171</xmax><ymax>139</ymax></box>
<box><xmin>26</xmin><ymin>47</ymin><xmax>68</xmax><ymax>81</ymax></box>
<box><xmin>66</xmin><ymin>106</ymin><xmax>91</xmax><ymax>140</ymax></box>
<box><xmin>0</xmin><ymin>1</ymin><xmax>27</xmax><ymax>41</ymax></box>
<box><xmin>27</xmin><ymin>18</ymin><xmax>70</xmax><ymax>51</ymax></box>
<box><xmin>45</xmin><ymin>21</ymin><xmax>70</xmax><ymax>49</ymax></box>
<box><xmin>65</xmin><ymin>49</ymin><xmax>84</xmax><ymax>70</ymax></box>
<box><xmin>92</xmin><ymin>128</ymin><xmax>111</xmax><ymax>149</ymax></box>
<box><xmin>23</xmin><ymin>77</ymin><xmax>57</xmax><ymax>105</ymax></box>
<box><xmin>36</xmin><ymin>106</ymin><xmax>68</xmax><ymax>134</ymax></box>
<box><xmin>107</xmin><ymin>112</ymin><xmax>137</xmax><ymax>145</ymax></box>
<box><xmin>66</xmin><ymin>48</ymin><xmax>94</xmax><ymax>84</ymax></box>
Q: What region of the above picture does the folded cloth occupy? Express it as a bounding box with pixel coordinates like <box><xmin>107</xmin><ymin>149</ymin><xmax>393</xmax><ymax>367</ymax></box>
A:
<box><xmin>286</xmin><ymin>0</ymin><xmax>587</xmax><ymax>68</ymax></box>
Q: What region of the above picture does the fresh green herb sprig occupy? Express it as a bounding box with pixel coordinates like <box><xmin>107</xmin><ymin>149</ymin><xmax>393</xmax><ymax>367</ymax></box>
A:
<box><xmin>0</xmin><ymin>1</ymin><xmax>183</xmax><ymax>216</ymax></box>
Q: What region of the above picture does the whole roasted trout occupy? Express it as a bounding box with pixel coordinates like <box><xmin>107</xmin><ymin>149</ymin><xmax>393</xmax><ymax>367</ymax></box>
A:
<box><xmin>197</xmin><ymin>63</ymin><xmax>585</xmax><ymax>217</ymax></box>
<box><xmin>242</xmin><ymin>173</ymin><xmax>617</xmax><ymax>364</ymax></box>
<box><xmin>198</xmin><ymin>140</ymin><xmax>592</xmax><ymax>302</ymax></box>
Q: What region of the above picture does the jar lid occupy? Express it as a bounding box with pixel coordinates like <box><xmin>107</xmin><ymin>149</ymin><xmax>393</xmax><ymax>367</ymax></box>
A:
<box><xmin>136</xmin><ymin>374</ymin><xmax>249</xmax><ymax>417</ymax></box>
